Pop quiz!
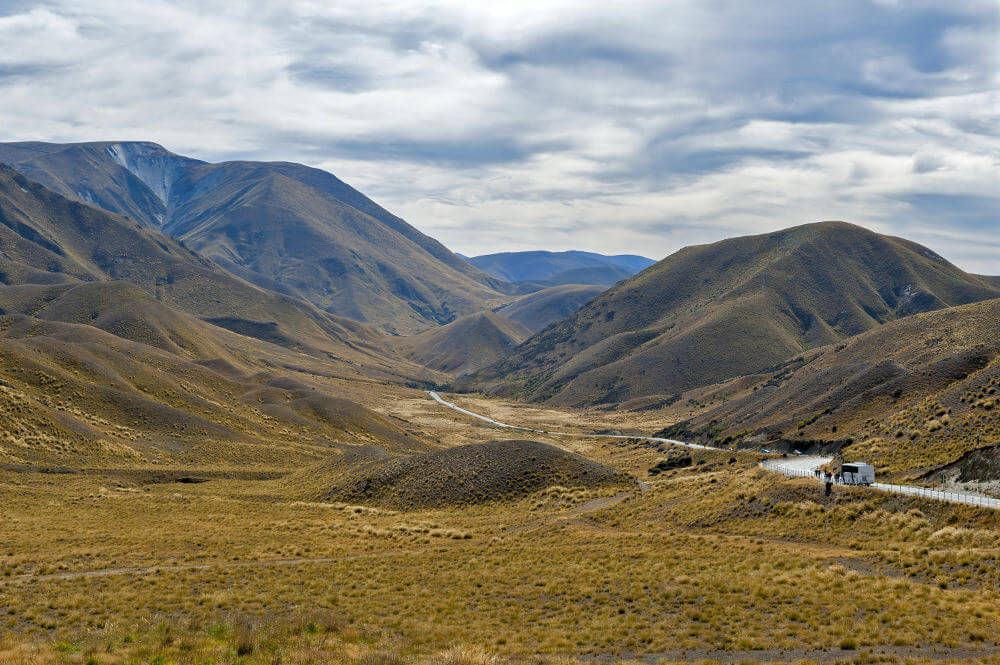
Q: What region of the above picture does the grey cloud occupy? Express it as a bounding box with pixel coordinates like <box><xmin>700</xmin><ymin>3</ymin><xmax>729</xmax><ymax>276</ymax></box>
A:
<box><xmin>0</xmin><ymin>0</ymin><xmax>997</xmax><ymax>271</ymax></box>
<box><xmin>286</xmin><ymin>62</ymin><xmax>374</xmax><ymax>93</ymax></box>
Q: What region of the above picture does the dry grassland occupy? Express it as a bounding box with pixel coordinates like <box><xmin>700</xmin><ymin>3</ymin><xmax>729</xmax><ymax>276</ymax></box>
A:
<box><xmin>6</xmin><ymin>390</ymin><xmax>1000</xmax><ymax>665</ymax></box>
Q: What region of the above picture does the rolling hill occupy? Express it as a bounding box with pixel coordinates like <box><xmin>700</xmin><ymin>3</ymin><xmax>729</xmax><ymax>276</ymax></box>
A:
<box><xmin>469</xmin><ymin>222</ymin><xmax>1000</xmax><ymax>406</ymax></box>
<box><xmin>0</xmin><ymin>141</ymin><xmax>508</xmax><ymax>332</ymax></box>
<box><xmin>393</xmin><ymin>311</ymin><xmax>531</xmax><ymax>376</ymax></box>
<box><xmin>0</xmin><ymin>164</ymin><xmax>413</xmax><ymax>372</ymax></box>
<box><xmin>0</xmin><ymin>166</ymin><xmax>444</xmax><ymax>467</ymax></box>
<box><xmin>287</xmin><ymin>439</ymin><xmax>632</xmax><ymax>509</ymax></box>
<box><xmin>0</xmin><ymin>309</ymin><xmax>432</xmax><ymax>468</ymax></box>
<box><xmin>649</xmin><ymin>296</ymin><xmax>1000</xmax><ymax>480</ymax></box>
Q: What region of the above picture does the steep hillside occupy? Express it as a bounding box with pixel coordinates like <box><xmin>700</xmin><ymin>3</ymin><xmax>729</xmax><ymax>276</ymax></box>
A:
<box><xmin>394</xmin><ymin>311</ymin><xmax>531</xmax><ymax>376</ymax></box>
<box><xmin>470</xmin><ymin>222</ymin><xmax>1000</xmax><ymax>406</ymax></box>
<box><xmin>0</xmin><ymin>165</ymin><xmax>419</xmax><ymax>375</ymax></box>
<box><xmin>288</xmin><ymin>439</ymin><xmax>632</xmax><ymax>509</ymax></box>
<box><xmin>466</xmin><ymin>250</ymin><xmax>653</xmax><ymax>283</ymax></box>
<box><xmin>497</xmin><ymin>284</ymin><xmax>606</xmax><ymax>333</ymax></box>
<box><xmin>0</xmin><ymin>141</ymin><xmax>508</xmax><ymax>332</ymax></box>
<box><xmin>649</xmin><ymin>297</ymin><xmax>1000</xmax><ymax>481</ymax></box>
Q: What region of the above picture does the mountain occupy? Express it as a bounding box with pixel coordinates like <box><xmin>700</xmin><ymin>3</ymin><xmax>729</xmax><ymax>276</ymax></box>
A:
<box><xmin>393</xmin><ymin>311</ymin><xmax>531</xmax><ymax>376</ymax></box>
<box><xmin>0</xmin><ymin>166</ymin><xmax>442</xmax><ymax>467</ymax></box>
<box><xmin>650</xmin><ymin>296</ymin><xmax>1000</xmax><ymax>481</ymax></box>
<box><xmin>0</xmin><ymin>141</ymin><xmax>508</xmax><ymax>332</ymax></box>
<box><xmin>465</xmin><ymin>250</ymin><xmax>654</xmax><ymax>287</ymax></box>
<box><xmin>496</xmin><ymin>284</ymin><xmax>606</xmax><ymax>333</ymax></box>
<box><xmin>468</xmin><ymin>222</ymin><xmax>1000</xmax><ymax>406</ymax></box>
<box><xmin>0</xmin><ymin>164</ymin><xmax>427</xmax><ymax>377</ymax></box>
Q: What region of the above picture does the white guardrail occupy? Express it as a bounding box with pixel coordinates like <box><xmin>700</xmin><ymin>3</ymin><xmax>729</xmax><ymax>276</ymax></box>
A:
<box><xmin>764</xmin><ymin>459</ymin><xmax>1000</xmax><ymax>510</ymax></box>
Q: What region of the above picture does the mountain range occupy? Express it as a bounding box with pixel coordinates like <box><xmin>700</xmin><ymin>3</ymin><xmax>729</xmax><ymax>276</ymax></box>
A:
<box><xmin>0</xmin><ymin>141</ymin><xmax>508</xmax><ymax>333</ymax></box>
<box><xmin>465</xmin><ymin>250</ymin><xmax>654</xmax><ymax>289</ymax></box>
<box><xmin>3</xmin><ymin>139</ymin><xmax>1000</xmax><ymax>476</ymax></box>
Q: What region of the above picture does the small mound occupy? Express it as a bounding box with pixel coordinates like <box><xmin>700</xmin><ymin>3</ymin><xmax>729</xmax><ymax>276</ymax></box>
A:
<box><xmin>296</xmin><ymin>440</ymin><xmax>632</xmax><ymax>509</ymax></box>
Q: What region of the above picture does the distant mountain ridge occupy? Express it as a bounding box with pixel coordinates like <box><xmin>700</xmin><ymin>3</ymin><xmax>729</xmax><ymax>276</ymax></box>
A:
<box><xmin>0</xmin><ymin>141</ymin><xmax>508</xmax><ymax>332</ymax></box>
<box><xmin>466</xmin><ymin>250</ymin><xmax>654</xmax><ymax>286</ymax></box>
<box><xmin>468</xmin><ymin>222</ymin><xmax>1000</xmax><ymax>406</ymax></box>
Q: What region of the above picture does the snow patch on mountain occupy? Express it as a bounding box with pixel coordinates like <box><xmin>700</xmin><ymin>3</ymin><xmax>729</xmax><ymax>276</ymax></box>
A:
<box><xmin>104</xmin><ymin>142</ymin><xmax>185</xmax><ymax>210</ymax></box>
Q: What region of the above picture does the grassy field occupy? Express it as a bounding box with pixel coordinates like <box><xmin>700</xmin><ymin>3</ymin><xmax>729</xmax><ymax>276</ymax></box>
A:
<box><xmin>6</xmin><ymin>388</ymin><xmax>1000</xmax><ymax>665</ymax></box>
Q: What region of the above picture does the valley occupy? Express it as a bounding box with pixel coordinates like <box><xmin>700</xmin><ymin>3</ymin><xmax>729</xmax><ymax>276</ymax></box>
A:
<box><xmin>2</xmin><ymin>143</ymin><xmax>1000</xmax><ymax>665</ymax></box>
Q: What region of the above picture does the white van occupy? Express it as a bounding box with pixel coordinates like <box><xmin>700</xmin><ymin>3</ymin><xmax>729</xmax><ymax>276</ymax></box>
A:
<box><xmin>841</xmin><ymin>462</ymin><xmax>875</xmax><ymax>486</ymax></box>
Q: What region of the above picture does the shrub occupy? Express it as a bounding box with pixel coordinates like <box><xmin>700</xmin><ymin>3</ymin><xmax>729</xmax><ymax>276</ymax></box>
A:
<box><xmin>234</xmin><ymin>619</ymin><xmax>257</xmax><ymax>656</ymax></box>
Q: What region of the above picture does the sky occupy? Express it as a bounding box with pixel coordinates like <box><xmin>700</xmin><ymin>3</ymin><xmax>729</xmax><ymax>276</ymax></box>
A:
<box><xmin>1</xmin><ymin>1</ymin><xmax>998</xmax><ymax>272</ymax></box>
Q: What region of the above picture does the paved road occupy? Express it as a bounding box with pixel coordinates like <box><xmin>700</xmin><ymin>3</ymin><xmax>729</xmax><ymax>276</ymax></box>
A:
<box><xmin>761</xmin><ymin>456</ymin><xmax>834</xmax><ymax>476</ymax></box>
<box><xmin>427</xmin><ymin>393</ymin><xmax>1000</xmax><ymax>511</ymax></box>
<box><xmin>762</xmin><ymin>456</ymin><xmax>1000</xmax><ymax>510</ymax></box>
<box><xmin>427</xmin><ymin>391</ymin><xmax>713</xmax><ymax>450</ymax></box>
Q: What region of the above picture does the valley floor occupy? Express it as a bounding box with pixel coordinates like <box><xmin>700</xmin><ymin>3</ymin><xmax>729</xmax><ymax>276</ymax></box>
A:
<box><xmin>6</xmin><ymin>391</ymin><xmax>1000</xmax><ymax>665</ymax></box>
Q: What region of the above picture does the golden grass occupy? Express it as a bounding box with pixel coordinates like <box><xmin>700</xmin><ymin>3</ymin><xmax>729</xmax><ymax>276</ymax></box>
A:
<box><xmin>6</xmin><ymin>436</ymin><xmax>1000</xmax><ymax>662</ymax></box>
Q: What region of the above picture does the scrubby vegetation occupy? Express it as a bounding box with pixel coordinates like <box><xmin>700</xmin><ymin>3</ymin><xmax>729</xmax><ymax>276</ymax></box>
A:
<box><xmin>7</xmin><ymin>440</ymin><xmax>1000</xmax><ymax>664</ymax></box>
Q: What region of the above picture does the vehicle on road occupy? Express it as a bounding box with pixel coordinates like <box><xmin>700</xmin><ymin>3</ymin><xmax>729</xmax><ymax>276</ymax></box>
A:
<box><xmin>841</xmin><ymin>462</ymin><xmax>875</xmax><ymax>486</ymax></box>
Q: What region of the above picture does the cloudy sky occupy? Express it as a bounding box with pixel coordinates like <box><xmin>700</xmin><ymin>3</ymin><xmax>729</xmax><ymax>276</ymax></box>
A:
<box><xmin>1</xmin><ymin>1</ymin><xmax>998</xmax><ymax>271</ymax></box>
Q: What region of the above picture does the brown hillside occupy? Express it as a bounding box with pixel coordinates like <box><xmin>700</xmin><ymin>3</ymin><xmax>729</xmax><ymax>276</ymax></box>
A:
<box><xmin>650</xmin><ymin>297</ymin><xmax>1000</xmax><ymax>479</ymax></box>
<box><xmin>0</xmin><ymin>165</ymin><xmax>425</xmax><ymax>377</ymax></box>
<box><xmin>393</xmin><ymin>311</ymin><xmax>531</xmax><ymax>376</ymax></box>
<box><xmin>470</xmin><ymin>222</ymin><xmax>1000</xmax><ymax>406</ymax></box>
<box><xmin>0</xmin><ymin>312</ymin><xmax>428</xmax><ymax>468</ymax></box>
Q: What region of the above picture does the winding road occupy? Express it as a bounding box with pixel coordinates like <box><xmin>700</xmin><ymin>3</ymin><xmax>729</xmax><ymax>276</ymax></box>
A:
<box><xmin>428</xmin><ymin>392</ymin><xmax>1000</xmax><ymax>511</ymax></box>
<box><xmin>427</xmin><ymin>391</ymin><xmax>713</xmax><ymax>450</ymax></box>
